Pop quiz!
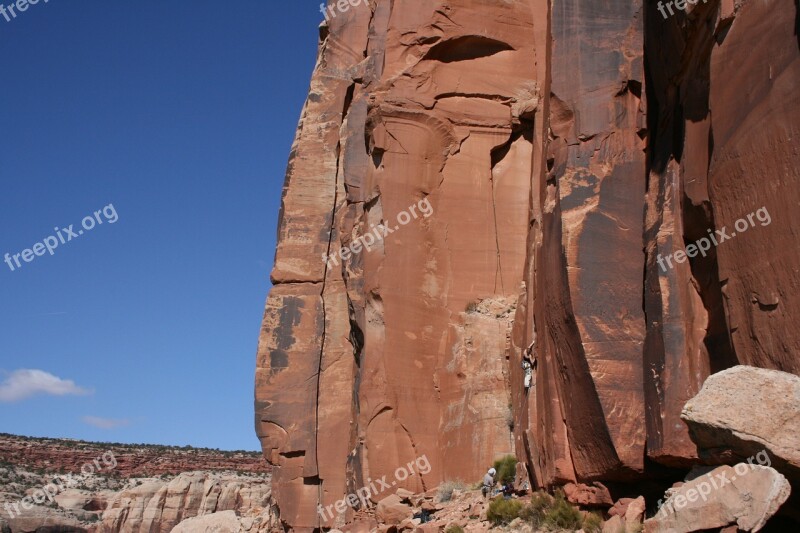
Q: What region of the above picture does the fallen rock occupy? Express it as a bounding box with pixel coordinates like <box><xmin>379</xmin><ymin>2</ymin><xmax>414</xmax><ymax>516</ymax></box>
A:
<box><xmin>681</xmin><ymin>366</ymin><xmax>800</xmax><ymax>477</ymax></box>
<box><xmin>376</xmin><ymin>494</ymin><xmax>413</xmax><ymax>525</ymax></box>
<box><xmin>468</xmin><ymin>500</ymin><xmax>484</xmax><ymax>518</ymax></box>
<box><xmin>399</xmin><ymin>517</ymin><xmax>421</xmax><ymax>529</ymax></box>
<box><xmin>624</xmin><ymin>496</ymin><xmax>645</xmax><ymax>528</ymax></box>
<box><xmin>564</xmin><ymin>481</ymin><xmax>614</xmax><ymax>507</ymax></box>
<box><xmin>608</xmin><ymin>497</ymin><xmax>634</xmax><ymax>517</ymax></box>
<box><xmin>396</xmin><ymin>488</ymin><xmax>414</xmax><ymax>502</ymax></box>
<box><xmin>603</xmin><ymin>515</ymin><xmax>624</xmax><ymax>533</ymax></box>
<box><xmin>643</xmin><ymin>464</ymin><xmax>790</xmax><ymax>532</ymax></box>
<box><xmin>420</xmin><ymin>500</ymin><xmax>442</xmax><ymax>512</ymax></box>
<box><xmin>342</xmin><ymin>520</ymin><xmax>378</xmax><ymax>533</ymax></box>
<box><xmin>602</xmin><ymin>498</ymin><xmax>645</xmax><ymax>533</ymax></box>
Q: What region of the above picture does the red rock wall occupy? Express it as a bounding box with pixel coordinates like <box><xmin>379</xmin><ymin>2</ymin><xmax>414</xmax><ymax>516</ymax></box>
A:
<box><xmin>256</xmin><ymin>0</ymin><xmax>800</xmax><ymax>530</ymax></box>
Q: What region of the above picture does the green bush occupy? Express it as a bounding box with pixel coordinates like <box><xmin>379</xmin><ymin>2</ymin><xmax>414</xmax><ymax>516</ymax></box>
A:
<box><xmin>519</xmin><ymin>490</ymin><xmax>553</xmax><ymax>527</ymax></box>
<box><xmin>437</xmin><ymin>480</ymin><xmax>466</xmax><ymax>502</ymax></box>
<box><xmin>492</xmin><ymin>454</ymin><xmax>518</xmax><ymax>485</ymax></box>
<box><xmin>486</xmin><ymin>497</ymin><xmax>524</xmax><ymax>525</ymax></box>
<box><xmin>519</xmin><ymin>490</ymin><xmax>585</xmax><ymax>531</ymax></box>
<box><xmin>444</xmin><ymin>526</ymin><xmax>464</xmax><ymax>533</ymax></box>
<box><xmin>543</xmin><ymin>490</ymin><xmax>583</xmax><ymax>530</ymax></box>
<box><xmin>582</xmin><ymin>511</ymin><xmax>603</xmax><ymax>533</ymax></box>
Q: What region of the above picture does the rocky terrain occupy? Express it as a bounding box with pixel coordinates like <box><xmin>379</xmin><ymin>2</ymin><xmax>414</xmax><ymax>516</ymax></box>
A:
<box><xmin>255</xmin><ymin>0</ymin><xmax>800</xmax><ymax>531</ymax></box>
<box><xmin>0</xmin><ymin>433</ymin><xmax>271</xmax><ymax>477</ymax></box>
<box><xmin>0</xmin><ymin>434</ymin><xmax>276</xmax><ymax>532</ymax></box>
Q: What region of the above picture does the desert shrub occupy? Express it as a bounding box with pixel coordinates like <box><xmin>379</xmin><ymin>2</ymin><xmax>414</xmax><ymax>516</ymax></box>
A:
<box><xmin>519</xmin><ymin>490</ymin><xmax>553</xmax><ymax>527</ymax></box>
<box><xmin>492</xmin><ymin>454</ymin><xmax>518</xmax><ymax>485</ymax></box>
<box><xmin>582</xmin><ymin>511</ymin><xmax>603</xmax><ymax>533</ymax></box>
<box><xmin>486</xmin><ymin>497</ymin><xmax>523</xmax><ymax>525</ymax></box>
<box><xmin>444</xmin><ymin>526</ymin><xmax>464</xmax><ymax>533</ymax></box>
<box><xmin>519</xmin><ymin>490</ymin><xmax>584</xmax><ymax>531</ymax></box>
<box><xmin>542</xmin><ymin>490</ymin><xmax>583</xmax><ymax>530</ymax></box>
<box><xmin>437</xmin><ymin>480</ymin><xmax>466</xmax><ymax>502</ymax></box>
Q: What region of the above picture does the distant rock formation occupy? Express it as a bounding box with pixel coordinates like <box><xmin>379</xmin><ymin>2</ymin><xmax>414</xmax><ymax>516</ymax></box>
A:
<box><xmin>0</xmin><ymin>433</ymin><xmax>270</xmax><ymax>477</ymax></box>
<box><xmin>255</xmin><ymin>0</ymin><xmax>800</xmax><ymax>530</ymax></box>
<box><xmin>99</xmin><ymin>472</ymin><xmax>275</xmax><ymax>533</ymax></box>
<box><xmin>0</xmin><ymin>435</ymin><xmax>276</xmax><ymax>533</ymax></box>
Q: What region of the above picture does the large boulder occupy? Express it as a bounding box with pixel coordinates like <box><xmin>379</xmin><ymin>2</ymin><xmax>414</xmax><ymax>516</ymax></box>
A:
<box><xmin>643</xmin><ymin>464</ymin><xmax>790</xmax><ymax>532</ymax></box>
<box><xmin>681</xmin><ymin>366</ymin><xmax>800</xmax><ymax>477</ymax></box>
<box><xmin>604</xmin><ymin>497</ymin><xmax>645</xmax><ymax>533</ymax></box>
<box><xmin>376</xmin><ymin>494</ymin><xmax>413</xmax><ymax>525</ymax></box>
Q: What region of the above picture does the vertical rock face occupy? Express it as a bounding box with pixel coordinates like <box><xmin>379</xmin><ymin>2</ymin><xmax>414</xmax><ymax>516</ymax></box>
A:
<box><xmin>256</xmin><ymin>0</ymin><xmax>800</xmax><ymax>530</ymax></box>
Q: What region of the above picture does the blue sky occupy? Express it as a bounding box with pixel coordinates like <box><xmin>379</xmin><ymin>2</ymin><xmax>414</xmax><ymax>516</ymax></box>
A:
<box><xmin>0</xmin><ymin>1</ymin><xmax>321</xmax><ymax>450</ymax></box>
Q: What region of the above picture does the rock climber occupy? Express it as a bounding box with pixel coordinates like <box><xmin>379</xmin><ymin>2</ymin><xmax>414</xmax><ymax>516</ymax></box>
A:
<box><xmin>482</xmin><ymin>468</ymin><xmax>496</xmax><ymax>498</ymax></box>
<box><xmin>522</xmin><ymin>341</ymin><xmax>536</xmax><ymax>392</ymax></box>
<box><xmin>522</xmin><ymin>358</ymin><xmax>533</xmax><ymax>391</ymax></box>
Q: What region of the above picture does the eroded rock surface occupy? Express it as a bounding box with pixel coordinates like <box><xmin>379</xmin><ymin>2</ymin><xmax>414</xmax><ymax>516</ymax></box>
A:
<box><xmin>257</xmin><ymin>0</ymin><xmax>800</xmax><ymax>530</ymax></box>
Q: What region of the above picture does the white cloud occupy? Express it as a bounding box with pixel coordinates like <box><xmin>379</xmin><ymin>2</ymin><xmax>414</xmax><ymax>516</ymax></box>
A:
<box><xmin>0</xmin><ymin>369</ymin><xmax>92</xmax><ymax>402</ymax></box>
<box><xmin>82</xmin><ymin>416</ymin><xmax>130</xmax><ymax>429</ymax></box>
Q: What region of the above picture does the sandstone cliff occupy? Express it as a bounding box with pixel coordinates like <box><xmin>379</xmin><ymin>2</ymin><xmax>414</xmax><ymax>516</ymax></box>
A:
<box><xmin>255</xmin><ymin>0</ymin><xmax>800</xmax><ymax>530</ymax></box>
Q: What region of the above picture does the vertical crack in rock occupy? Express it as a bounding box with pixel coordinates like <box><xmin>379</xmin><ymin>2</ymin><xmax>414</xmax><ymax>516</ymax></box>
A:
<box><xmin>311</xmin><ymin>81</ymin><xmax>356</xmax><ymax>522</ymax></box>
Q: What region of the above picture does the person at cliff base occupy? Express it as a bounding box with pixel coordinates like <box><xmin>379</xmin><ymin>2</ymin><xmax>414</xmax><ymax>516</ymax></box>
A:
<box><xmin>482</xmin><ymin>468</ymin><xmax>496</xmax><ymax>498</ymax></box>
